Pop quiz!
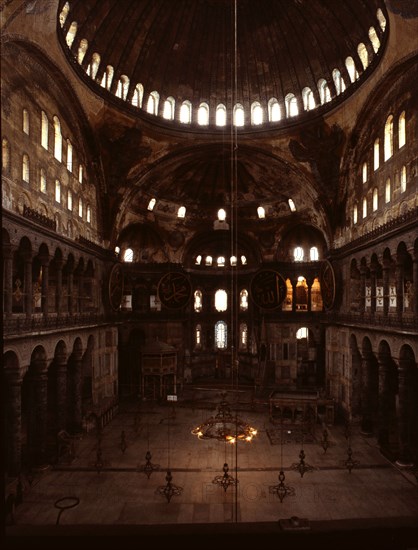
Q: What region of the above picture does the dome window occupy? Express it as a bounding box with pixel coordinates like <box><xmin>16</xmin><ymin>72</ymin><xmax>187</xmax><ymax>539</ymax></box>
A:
<box><xmin>216</xmin><ymin>104</ymin><xmax>227</xmax><ymax>126</ymax></box>
<box><xmin>268</xmin><ymin>98</ymin><xmax>281</xmax><ymax>122</ymax></box>
<box><xmin>233</xmin><ymin>103</ymin><xmax>245</xmax><ymax>126</ymax></box>
<box><xmin>180</xmin><ymin>100</ymin><xmax>192</xmax><ymax>124</ymax></box>
<box><xmin>163</xmin><ymin>97</ymin><xmax>175</xmax><ymax>120</ymax></box>
<box><xmin>251</xmin><ymin>102</ymin><xmax>263</xmax><ymax>125</ymax></box>
<box><xmin>198</xmin><ymin>103</ymin><xmax>209</xmax><ymax>125</ymax></box>
<box><xmin>288</xmin><ymin>198</ymin><xmax>296</xmax><ymax>212</ymax></box>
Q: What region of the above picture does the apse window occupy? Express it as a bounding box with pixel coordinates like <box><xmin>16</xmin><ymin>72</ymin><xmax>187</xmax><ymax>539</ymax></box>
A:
<box><xmin>296</xmin><ymin>327</ymin><xmax>308</xmax><ymax>339</ymax></box>
<box><xmin>215</xmin><ymin>321</ymin><xmax>227</xmax><ymax>349</ymax></box>
<box><xmin>294</xmin><ymin>247</ymin><xmax>304</xmax><ymax>262</ymax></box>
<box><xmin>67</xmin><ymin>188</ymin><xmax>72</xmax><ymax>210</ymax></box>
<box><xmin>218</xmin><ymin>208</ymin><xmax>226</xmax><ymax>221</ymax></box>
<box><xmin>217</xmin><ymin>256</ymin><xmax>225</xmax><ymax>267</ymax></box>
<box><xmin>362</xmin><ymin>197</ymin><xmax>367</xmax><ymax>218</ymax></box>
<box><xmin>123</xmin><ymin>248</ymin><xmax>133</xmax><ymax>262</ymax></box>
<box><xmin>240</xmin><ymin>255</ymin><xmax>247</xmax><ymax>265</ymax></box>
<box><xmin>310</xmin><ymin>247</ymin><xmax>319</xmax><ymax>261</ymax></box>
<box><xmin>230</xmin><ymin>256</ymin><xmax>237</xmax><ymax>266</ymax></box>
<box><xmin>194</xmin><ymin>290</ymin><xmax>203</xmax><ymax>312</ymax></box>
<box><xmin>398</xmin><ymin>111</ymin><xmax>406</xmax><ymax>148</ymax></box>
<box><xmin>177</xmin><ymin>206</ymin><xmax>186</xmax><ymax>218</ymax></box>
<box><xmin>215</xmin><ymin>289</ymin><xmax>228</xmax><ymax>312</ymax></box>
<box><xmin>205</xmin><ymin>255</ymin><xmax>213</xmax><ymax>266</ymax></box>
<box><xmin>195</xmin><ymin>255</ymin><xmax>202</xmax><ymax>265</ymax></box>
<box><xmin>257</xmin><ymin>206</ymin><xmax>266</xmax><ymax>219</ymax></box>
<box><xmin>147</xmin><ymin>198</ymin><xmax>156</xmax><ymax>211</ymax></box>
<box><xmin>288</xmin><ymin>198</ymin><xmax>296</xmax><ymax>212</ymax></box>
<box><xmin>240</xmin><ymin>289</ymin><xmax>249</xmax><ymax>311</ymax></box>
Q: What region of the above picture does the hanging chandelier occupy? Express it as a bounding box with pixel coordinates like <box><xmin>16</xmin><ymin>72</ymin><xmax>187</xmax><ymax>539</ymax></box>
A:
<box><xmin>191</xmin><ymin>399</ymin><xmax>257</xmax><ymax>443</ymax></box>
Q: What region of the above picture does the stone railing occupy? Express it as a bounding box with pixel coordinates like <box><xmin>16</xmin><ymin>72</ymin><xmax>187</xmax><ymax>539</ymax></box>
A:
<box><xmin>23</xmin><ymin>205</ymin><xmax>56</xmax><ymax>231</ymax></box>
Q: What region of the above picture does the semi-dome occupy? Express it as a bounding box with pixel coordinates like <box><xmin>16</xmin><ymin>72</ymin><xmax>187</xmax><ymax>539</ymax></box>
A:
<box><xmin>57</xmin><ymin>0</ymin><xmax>388</xmax><ymax>129</ymax></box>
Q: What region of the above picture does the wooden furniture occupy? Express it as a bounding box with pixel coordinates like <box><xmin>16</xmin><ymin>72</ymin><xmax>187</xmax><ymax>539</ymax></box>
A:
<box><xmin>141</xmin><ymin>339</ymin><xmax>177</xmax><ymax>399</ymax></box>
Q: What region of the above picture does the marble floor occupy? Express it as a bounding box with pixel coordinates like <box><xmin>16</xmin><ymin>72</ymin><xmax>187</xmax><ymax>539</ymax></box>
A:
<box><xmin>4</xmin><ymin>385</ymin><xmax>418</xmax><ymax>547</ymax></box>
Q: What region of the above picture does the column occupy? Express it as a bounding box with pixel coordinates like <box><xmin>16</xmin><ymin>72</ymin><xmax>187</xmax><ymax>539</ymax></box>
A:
<box><xmin>24</xmin><ymin>255</ymin><xmax>32</xmax><ymax>318</ymax></box>
<box><xmin>360</xmin><ymin>355</ymin><xmax>374</xmax><ymax>436</ymax></box>
<box><xmin>71</xmin><ymin>354</ymin><xmax>83</xmax><ymax>434</ymax></box>
<box><xmin>55</xmin><ymin>260</ymin><xmax>63</xmax><ymax>315</ymax></box>
<box><xmin>360</xmin><ymin>265</ymin><xmax>367</xmax><ymax>314</ymax></box>
<box><xmin>56</xmin><ymin>353</ymin><xmax>67</xmax><ymax>432</ymax></box>
<box><xmin>5</xmin><ymin>372</ymin><xmax>23</xmax><ymax>476</ymax></box>
<box><xmin>40</xmin><ymin>255</ymin><xmax>49</xmax><ymax>317</ymax></box>
<box><xmin>370</xmin><ymin>267</ymin><xmax>376</xmax><ymax>315</ymax></box>
<box><xmin>377</xmin><ymin>355</ymin><xmax>390</xmax><ymax>449</ymax></box>
<box><xmin>396</xmin><ymin>259</ymin><xmax>404</xmax><ymax>317</ymax></box>
<box><xmin>382</xmin><ymin>261</ymin><xmax>390</xmax><ymax>317</ymax></box>
<box><xmin>3</xmin><ymin>245</ymin><xmax>13</xmax><ymax>315</ymax></box>
<box><xmin>306</xmin><ymin>277</ymin><xmax>313</xmax><ymax>312</ymax></box>
<box><xmin>396</xmin><ymin>362</ymin><xmax>413</xmax><ymax>467</ymax></box>
<box><xmin>412</xmin><ymin>254</ymin><xmax>418</xmax><ymax>316</ymax></box>
<box><xmin>291</xmin><ymin>279</ymin><xmax>297</xmax><ymax>312</ymax></box>
<box><xmin>67</xmin><ymin>269</ymin><xmax>74</xmax><ymax>315</ymax></box>
<box><xmin>29</xmin><ymin>370</ymin><xmax>49</xmax><ymax>469</ymax></box>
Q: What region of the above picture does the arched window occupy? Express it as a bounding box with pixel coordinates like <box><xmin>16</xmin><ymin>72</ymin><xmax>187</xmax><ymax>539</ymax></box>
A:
<box><xmin>362</xmin><ymin>162</ymin><xmax>368</xmax><ymax>184</ymax></box>
<box><xmin>385</xmin><ymin>178</ymin><xmax>391</xmax><ymax>203</ymax></box>
<box><xmin>398</xmin><ymin>111</ymin><xmax>406</xmax><ymax>148</ymax></box>
<box><xmin>310</xmin><ymin>246</ymin><xmax>319</xmax><ymax>261</ymax></box>
<box><xmin>376</xmin><ymin>8</ymin><xmax>386</xmax><ymax>31</ymax></box>
<box><xmin>217</xmin><ymin>256</ymin><xmax>225</xmax><ymax>267</ymax></box>
<box><xmin>332</xmin><ymin>68</ymin><xmax>346</xmax><ymax>95</ymax></box>
<box><xmin>373</xmin><ymin>138</ymin><xmax>380</xmax><ymax>171</ymax></box>
<box><xmin>163</xmin><ymin>97</ymin><xmax>175</xmax><ymax>120</ymax></box>
<box><xmin>67</xmin><ymin>188</ymin><xmax>72</xmax><ymax>210</ymax></box>
<box><xmin>288</xmin><ymin>198</ymin><xmax>296</xmax><ymax>212</ymax></box>
<box><xmin>205</xmin><ymin>255</ymin><xmax>212</xmax><ymax>266</ymax></box>
<box><xmin>353</xmin><ymin>202</ymin><xmax>358</xmax><ymax>225</ymax></box>
<box><xmin>41</xmin><ymin>111</ymin><xmax>48</xmax><ymax>150</ymax></box>
<box><xmin>369</xmin><ymin>26</ymin><xmax>380</xmax><ymax>53</ymax></box>
<box><xmin>78</xmin><ymin>197</ymin><xmax>83</xmax><ymax>217</ymax></box>
<box><xmin>302</xmin><ymin>87</ymin><xmax>315</xmax><ymax>111</ymax></box>
<box><xmin>357</xmin><ymin>43</ymin><xmax>368</xmax><ymax>70</ymax></box>
<box><xmin>362</xmin><ymin>197</ymin><xmax>367</xmax><ymax>218</ymax></box>
<box><xmin>177</xmin><ymin>205</ymin><xmax>186</xmax><ymax>218</ymax></box>
<box><xmin>53</xmin><ymin>116</ymin><xmax>62</xmax><ymax>162</ymax></box>
<box><xmin>372</xmin><ymin>187</ymin><xmax>378</xmax><ymax>211</ymax></box>
<box><xmin>87</xmin><ymin>52</ymin><xmax>101</xmax><ymax>79</ymax></box>
<box><xmin>268</xmin><ymin>98</ymin><xmax>281</xmax><ymax>122</ymax></box>
<box><xmin>400</xmin><ymin>165</ymin><xmax>407</xmax><ymax>193</ymax></box>
<box><xmin>251</xmin><ymin>102</ymin><xmax>263</xmax><ymax>125</ymax></box>
<box><xmin>233</xmin><ymin>103</ymin><xmax>244</xmax><ymax>126</ymax></box>
<box><xmin>78</xmin><ymin>164</ymin><xmax>83</xmax><ymax>184</ymax></box>
<box><xmin>294</xmin><ymin>246</ymin><xmax>304</xmax><ymax>261</ymax></box>
<box><xmin>240</xmin><ymin>289</ymin><xmax>248</xmax><ymax>311</ymax></box>
<box><xmin>217</xmin><ymin>208</ymin><xmax>226</xmax><ymax>221</ymax></box>
<box><xmin>147</xmin><ymin>198</ymin><xmax>156</xmax><ymax>211</ymax></box>
<box><xmin>240</xmin><ymin>255</ymin><xmax>247</xmax><ymax>265</ymax></box>
<box><xmin>40</xmin><ymin>168</ymin><xmax>47</xmax><ymax>193</ymax></box>
<box><xmin>116</xmin><ymin>75</ymin><xmax>130</xmax><ymax>100</ymax></box>
<box><xmin>285</xmin><ymin>93</ymin><xmax>298</xmax><ymax>117</ymax></box>
<box><xmin>55</xmin><ymin>179</ymin><xmax>61</xmax><ymax>203</ymax></box>
<box><xmin>195</xmin><ymin>255</ymin><xmax>202</xmax><ymax>265</ymax></box>
<box><xmin>2</xmin><ymin>138</ymin><xmax>10</xmax><ymax>172</ymax></box>
<box><xmin>131</xmin><ymin>83</ymin><xmax>144</xmax><ymax>108</ymax></box>
<box><xmin>78</xmin><ymin>39</ymin><xmax>88</xmax><ymax>64</ymax></box>
<box><xmin>257</xmin><ymin>206</ymin><xmax>265</xmax><ymax>219</ymax></box>
<box><xmin>23</xmin><ymin>108</ymin><xmax>29</xmax><ymax>134</ymax></box>
<box><xmin>66</xmin><ymin>140</ymin><xmax>73</xmax><ymax>172</ymax></box>
<box><xmin>147</xmin><ymin>91</ymin><xmax>159</xmax><ymax>115</ymax></box>
<box><xmin>100</xmin><ymin>65</ymin><xmax>114</xmax><ymax>90</ymax></box>
<box><xmin>180</xmin><ymin>100</ymin><xmax>192</xmax><ymax>124</ymax></box>
<box><xmin>197</xmin><ymin>102</ymin><xmax>209</xmax><ymax>125</ymax></box>
<box><xmin>239</xmin><ymin>323</ymin><xmax>248</xmax><ymax>349</ymax></box>
<box><xmin>22</xmin><ymin>154</ymin><xmax>29</xmax><ymax>182</ymax></box>
<box><xmin>318</xmin><ymin>79</ymin><xmax>331</xmax><ymax>104</ymax></box>
<box><xmin>215</xmin><ymin>289</ymin><xmax>228</xmax><ymax>312</ymax></box>
<box><xmin>194</xmin><ymin>290</ymin><xmax>203</xmax><ymax>312</ymax></box>
<box><xmin>384</xmin><ymin>115</ymin><xmax>393</xmax><ymax>161</ymax></box>
<box><xmin>87</xmin><ymin>204</ymin><xmax>92</xmax><ymax>223</ymax></box>
<box><xmin>216</xmin><ymin>104</ymin><xmax>227</xmax><ymax>126</ymax></box>
<box><xmin>195</xmin><ymin>324</ymin><xmax>202</xmax><ymax>346</ymax></box>
<box><xmin>123</xmin><ymin>248</ymin><xmax>133</xmax><ymax>262</ymax></box>
<box><xmin>215</xmin><ymin>321</ymin><xmax>227</xmax><ymax>349</ymax></box>
<box><xmin>230</xmin><ymin>256</ymin><xmax>237</xmax><ymax>266</ymax></box>
<box><xmin>59</xmin><ymin>2</ymin><xmax>69</xmax><ymax>27</ymax></box>
<box><xmin>66</xmin><ymin>21</ymin><xmax>77</xmax><ymax>47</ymax></box>
<box><xmin>345</xmin><ymin>56</ymin><xmax>358</xmax><ymax>82</ymax></box>
<box><xmin>296</xmin><ymin>327</ymin><xmax>308</xmax><ymax>339</ymax></box>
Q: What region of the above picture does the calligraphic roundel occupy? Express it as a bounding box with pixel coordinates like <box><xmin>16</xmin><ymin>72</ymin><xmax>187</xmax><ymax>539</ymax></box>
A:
<box><xmin>250</xmin><ymin>269</ymin><xmax>287</xmax><ymax>310</ymax></box>
<box><xmin>320</xmin><ymin>259</ymin><xmax>336</xmax><ymax>310</ymax></box>
<box><xmin>157</xmin><ymin>271</ymin><xmax>192</xmax><ymax>309</ymax></box>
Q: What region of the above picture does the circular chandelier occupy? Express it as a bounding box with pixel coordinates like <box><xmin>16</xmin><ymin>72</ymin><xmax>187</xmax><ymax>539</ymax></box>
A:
<box><xmin>191</xmin><ymin>399</ymin><xmax>257</xmax><ymax>443</ymax></box>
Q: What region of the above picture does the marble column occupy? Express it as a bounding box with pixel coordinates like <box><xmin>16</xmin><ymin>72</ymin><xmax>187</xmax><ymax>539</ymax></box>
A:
<box><xmin>396</xmin><ymin>259</ymin><xmax>404</xmax><ymax>317</ymax></box>
<box><xmin>67</xmin><ymin>269</ymin><xmax>74</xmax><ymax>315</ymax></box>
<box><xmin>360</xmin><ymin>266</ymin><xmax>367</xmax><ymax>314</ymax></box>
<box><xmin>382</xmin><ymin>262</ymin><xmax>390</xmax><ymax>317</ymax></box>
<box><xmin>3</xmin><ymin>245</ymin><xmax>13</xmax><ymax>315</ymax></box>
<box><xmin>70</xmin><ymin>354</ymin><xmax>83</xmax><ymax>434</ymax></box>
<box><xmin>396</xmin><ymin>362</ymin><xmax>414</xmax><ymax>467</ymax></box>
<box><xmin>29</xmin><ymin>370</ymin><xmax>49</xmax><ymax>469</ymax></box>
<box><xmin>41</xmin><ymin>256</ymin><xmax>49</xmax><ymax>317</ymax></box>
<box><xmin>412</xmin><ymin>254</ymin><xmax>418</xmax><ymax>316</ymax></box>
<box><xmin>360</xmin><ymin>355</ymin><xmax>374</xmax><ymax>435</ymax></box>
<box><xmin>5</xmin><ymin>372</ymin><xmax>22</xmax><ymax>476</ymax></box>
<box><xmin>370</xmin><ymin>267</ymin><xmax>376</xmax><ymax>315</ymax></box>
<box><xmin>55</xmin><ymin>353</ymin><xmax>67</xmax><ymax>432</ymax></box>
<box><xmin>55</xmin><ymin>260</ymin><xmax>63</xmax><ymax>315</ymax></box>
<box><xmin>24</xmin><ymin>256</ymin><xmax>32</xmax><ymax>318</ymax></box>
<box><xmin>291</xmin><ymin>279</ymin><xmax>297</xmax><ymax>312</ymax></box>
<box><xmin>377</xmin><ymin>355</ymin><xmax>390</xmax><ymax>448</ymax></box>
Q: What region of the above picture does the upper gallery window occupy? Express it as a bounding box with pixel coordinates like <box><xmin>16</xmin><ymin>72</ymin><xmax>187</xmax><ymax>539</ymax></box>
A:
<box><xmin>41</xmin><ymin>111</ymin><xmax>48</xmax><ymax>150</ymax></box>
<box><xmin>384</xmin><ymin>115</ymin><xmax>393</xmax><ymax>161</ymax></box>
<box><xmin>53</xmin><ymin>116</ymin><xmax>62</xmax><ymax>162</ymax></box>
<box><xmin>294</xmin><ymin>246</ymin><xmax>304</xmax><ymax>261</ymax></box>
<box><xmin>22</xmin><ymin>154</ymin><xmax>29</xmax><ymax>182</ymax></box>
<box><xmin>310</xmin><ymin>247</ymin><xmax>319</xmax><ymax>261</ymax></box>
<box><xmin>215</xmin><ymin>289</ymin><xmax>228</xmax><ymax>312</ymax></box>
<box><xmin>373</xmin><ymin>138</ymin><xmax>380</xmax><ymax>171</ymax></box>
<box><xmin>40</xmin><ymin>168</ymin><xmax>47</xmax><ymax>194</ymax></box>
<box><xmin>362</xmin><ymin>162</ymin><xmax>368</xmax><ymax>184</ymax></box>
<box><xmin>23</xmin><ymin>108</ymin><xmax>29</xmax><ymax>135</ymax></box>
<box><xmin>55</xmin><ymin>179</ymin><xmax>61</xmax><ymax>203</ymax></box>
<box><xmin>2</xmin><ymin>138</ymin><xmax>10</xmax><ymax>172</ymax></box>
<box><xmin>66</xmin><ymin>140</ymin><xmax>73</xmax><ymax>172</ymax></box>
<box><xmin>398</xmin><ymin>111</ymin><xmax>406</xmax><ymax>148</ymax></box>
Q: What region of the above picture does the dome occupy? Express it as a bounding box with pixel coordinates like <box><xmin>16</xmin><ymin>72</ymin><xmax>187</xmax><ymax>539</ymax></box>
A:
<box><xmin>58</xmin><ymin>0</ymin><xmax>388</xmax><ymax>128</ymax></box>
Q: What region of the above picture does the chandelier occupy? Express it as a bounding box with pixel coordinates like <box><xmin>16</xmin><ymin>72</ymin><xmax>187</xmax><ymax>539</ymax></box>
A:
<box><xmin>191</xmin><ymin>399</ymin><xmax>257</xmax><ymax>443</ymax></box>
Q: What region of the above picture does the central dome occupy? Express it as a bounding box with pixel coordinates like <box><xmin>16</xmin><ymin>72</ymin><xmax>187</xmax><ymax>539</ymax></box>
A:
<box><xmin>58</xmin><ymin>0</ymin><xmax>388</xmax><ymax>127</ymax></box>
